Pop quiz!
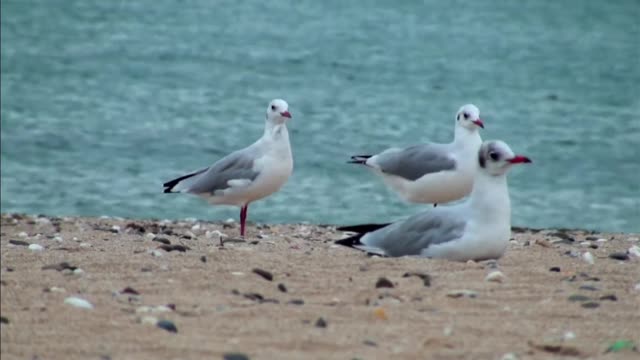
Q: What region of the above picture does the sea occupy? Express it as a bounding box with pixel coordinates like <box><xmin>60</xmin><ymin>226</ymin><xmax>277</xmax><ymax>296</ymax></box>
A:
<box><xmin>2</xmin><ymin>0</ymin><xmax>639</xmax><ymax>232</ymax></box>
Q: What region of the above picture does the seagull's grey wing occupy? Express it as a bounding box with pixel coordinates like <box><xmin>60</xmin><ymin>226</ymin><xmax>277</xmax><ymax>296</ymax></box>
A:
<box><xmin>358</xmin><ymin>208</ymin><xmax>467</xmax><ymax>257</ymax></box>
<box><xmin>182</xmin><ymin>148</ymin><xmax>260</xmax><ymax>195</ymax></box>
<box><xmin>372</xmin><ymin>144</ymin><xmax>456</xmax><ymax>181</ymax></box>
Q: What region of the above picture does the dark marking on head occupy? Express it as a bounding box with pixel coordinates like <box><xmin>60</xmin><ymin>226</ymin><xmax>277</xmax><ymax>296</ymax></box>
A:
<box><xmin>478</xmin><ymin>149</ymin><xmax>486</xmax><ymax>168</ymax></box>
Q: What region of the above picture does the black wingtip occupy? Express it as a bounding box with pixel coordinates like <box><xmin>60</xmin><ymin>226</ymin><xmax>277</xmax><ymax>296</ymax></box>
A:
<box><xmin>348</xmin><ymin>154</ymin><xmax>372</xmax><ymax>165</ymax></box>
<box><xmin>337</xmin><ymin>223</ymin><xmax>391</xmax><ymax>233</ymax></box>
<box><xmin>335</xmin><ymin>233</ymin><xmax>366</xmax><ymax>248</ymax></box>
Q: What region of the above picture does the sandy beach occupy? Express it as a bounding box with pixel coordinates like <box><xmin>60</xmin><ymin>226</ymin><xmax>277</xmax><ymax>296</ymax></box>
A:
<box><xmin>1</xmin><ymin>213</ymin><xmax>639</xmax><ymax>360</ymax></box>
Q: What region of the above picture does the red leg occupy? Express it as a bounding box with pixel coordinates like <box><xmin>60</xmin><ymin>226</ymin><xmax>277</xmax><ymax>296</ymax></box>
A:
<box><xmin>240</xmin><ymin>204</ymin><xmax>248</xmax><ymax>237</ymax></box>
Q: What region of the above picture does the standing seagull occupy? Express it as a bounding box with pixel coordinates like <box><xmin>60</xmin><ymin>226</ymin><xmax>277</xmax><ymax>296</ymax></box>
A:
<box><xmin>336</xmin><ymin>140</ymin><xmax>531</xmax><ymax>261</ymax></box>
<box><xmin>163</xmin><ymin>99</ymin><xmax>293</xmax><ymax>238</ymax></box>
<box><xmin>349</xmin><ymin>104</ymin><xmax>484</xmax><ymax>206</ymax></box>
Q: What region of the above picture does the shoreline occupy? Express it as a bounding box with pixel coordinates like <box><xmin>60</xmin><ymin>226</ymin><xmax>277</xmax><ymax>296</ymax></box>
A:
<box><xmin>1</xmin><ymin>213</ymin><xmax>639</xmax><ymax>359</ymax></box>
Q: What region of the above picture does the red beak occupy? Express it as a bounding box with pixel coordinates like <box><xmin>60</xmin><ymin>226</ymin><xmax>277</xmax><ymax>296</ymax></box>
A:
<box><xmin>280</xmin><ymin>111</ymin><xmax>292</xmax><ymax>118</ymax></box>
<box><xmin>472</xmin><ymin>119</ymin><xmax>484</xmax><ymax>128</ymax></box>
<box><xmin>507</xmin><ymin>155</ymin><xmax>532</xmax><ymax>164</ymax></box>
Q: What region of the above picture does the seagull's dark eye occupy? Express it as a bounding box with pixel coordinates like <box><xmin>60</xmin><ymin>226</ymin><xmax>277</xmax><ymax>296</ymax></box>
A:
<box><xmin>489</xmin><ymin>152</ymin><xmax>500</xmax><ymax>161</ymax></box>
<box><xmin>271</xmin><ymin>105</ymin><xmax>276</xmax><ymax>111</ymax></box>
<box><xmin>463</xmin><ymin>113</ymin><xmax>469</xmax><ymax>119</ymax></box>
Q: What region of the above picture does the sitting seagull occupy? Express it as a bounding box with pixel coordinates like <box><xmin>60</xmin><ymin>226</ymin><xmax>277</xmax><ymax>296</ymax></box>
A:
<box><xmin>163</xmin><ymin>99</ymin><xmax>293</xmax><ymax>238</ymax></box>
<box><xmin>349</xmin><ymin>104</ymin><xmax>484</xmax><ymax>206</ymax></box>
<box><xmin>336</xmin><ymin>140</ymin><xmax>531</xmax><ymax>261</ymax></box>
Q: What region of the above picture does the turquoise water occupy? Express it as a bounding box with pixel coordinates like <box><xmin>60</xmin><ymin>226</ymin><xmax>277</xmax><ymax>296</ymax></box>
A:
<box><xmin>2</xmin><ymin>1</ymin><xmax>639</xmax><ymax>232</ymax></box>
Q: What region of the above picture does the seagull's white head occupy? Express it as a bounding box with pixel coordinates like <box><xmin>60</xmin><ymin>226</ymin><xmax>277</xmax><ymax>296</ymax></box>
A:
<box><xmin>478</xmin><ymin>140</ymin><xmax>532</xmax><ymax>176</ymax></box>
<box><xmin>266</xmin><ymin>99</ymin><xmax>292</xmax><ymax>124</ymax></box>
<box><xmin>455</xmin><ymin>104</ymin><xmax>484</xmax><ymax>131</ymax></box>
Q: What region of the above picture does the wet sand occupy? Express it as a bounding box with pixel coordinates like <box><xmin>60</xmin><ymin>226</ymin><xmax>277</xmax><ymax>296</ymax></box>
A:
<box><xmin>1</xmin><ymin>213</ymin><xmax>639</xmax><ymax>360</ymax></box>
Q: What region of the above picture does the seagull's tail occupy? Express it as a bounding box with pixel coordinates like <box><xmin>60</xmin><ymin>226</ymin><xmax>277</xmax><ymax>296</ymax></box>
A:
<box><xmin>334</xmin><ymin>223</ymin><xmax>391</xmax><ymax>248</ymax></box>
<box><xmin>347</xmin><ymin>155</ymin><xmax>372</xmax><ymax>164</ymax></box>
<box><xmin>163</xmin><ymin>168</ymin><xmax>208</xmax><ymax>193</ymax></box>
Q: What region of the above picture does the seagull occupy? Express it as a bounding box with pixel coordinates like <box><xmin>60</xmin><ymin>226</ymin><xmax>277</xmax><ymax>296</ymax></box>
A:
<box><xmin>336</xmin><ymin>140</ymin><xmax>531</xmax><ymax>261</ymax></box>
<box><xmin>349</xmin><ymin>104</ymin><xmax>484</xmax><ymax>206</ymax></box>
<box><xmin>163</xmin><ymin>99</ymin><xmax>293</xmax><ymax>238</ymax></box>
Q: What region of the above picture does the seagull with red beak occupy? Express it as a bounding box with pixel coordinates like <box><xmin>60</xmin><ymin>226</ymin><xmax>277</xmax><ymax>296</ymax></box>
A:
<box><xmin>349</xmin><ymin>104</ymin><xmax>485</xmax><ymax>206</ymax></box>
<box><xmin>163</xmin><ymin>99</ymin><xmax>293</xmax><ymax>238</ymax></box>
<box><xmin>337</xmin><ymin>140</ymin><xmax>532</xmax><ymax>261</ymax></box>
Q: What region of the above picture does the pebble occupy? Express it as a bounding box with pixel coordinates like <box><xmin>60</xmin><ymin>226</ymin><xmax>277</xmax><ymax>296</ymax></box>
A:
<box><xmin>152</xmin><ymin>237</ymin><xmax>171</xmax><ymax>245</ymax></box>
<box><xmin>140</xmin><ymin>316</ymin><xmax>158</xmax><ymax>326</ymax></box>
<box><xmin>252</xmin><ymin>268</ymin><xmax>273</xmax><ymax>281</ymax></box>
<box><xmin>0</xmin><ymin>316</ymin><xmax>8</xmax><ymax>324</ymax></box>
<box><xmin>501</xmin><ymin>353</ymin><xmax>519</xmax><ymax>360</ymax></box>
<box><xmin>485</xmin><ymin>270</ymin><xmax>506</xmax><ymax>283</ymax></box>
<box><xmin>18</xmin><ymin>232</ymin><xmax>28</xmax><ymax>238</ymax></box>
<box><xmin>223</xmin><ymin>353</ymin><xmax>250</xmax><ymax>360</ymax></box>
<box><xmin>628</xmin><ymin>245</ymin><xmax>640</xmax><ymax>258</ymax></box>
<box><xmin>288</xmin><ymin>299</ymin><xmax>304</xmax><ymax>305</ymax></box>
<box><xmin>79</xmin><ymin>242</ymin><xmax>92</xmax><ymax>248</ymax></box>
<box><xmin>145</xmin><ymin>232</ymin><xmax>157</xmax><ymax>239</ymax></box>
<box><xmin>549</xmin><ymin>267</ymin><xmax>561</xmax><ymax>272</ymax></box>
<box><xmin>64</xmin><ymin>296</ymin><xmax>94</xmax><ymax>310</ymax></box>
<box><xmin>627</xmin><ymin>237</ymin><xmax>639</xmax><ymax>242</ymax></box>
<box><xmin>231</xmin><ymin>272</ymin><xmax>245</xmax><ymax>276</ymax></box>
<box><xmin>151</xmin><ymin>250</ymin><xmax>164</xmax><ymax>257</ymax></box>
<box><xmin>156</xmin><ymin>319</ymin><xmax>177</xmax><ymax>333</ymax></box>
<box><xmin>191</xmin><ymin>223</ymin><xmax>201</xmax><ymax>231</ymax></box>
<box><xmin>608</xmin><ymin>252</ymin><xmax>629</xmax><ymax>261</ymax></box>
<box><xmin>373</xmin><ymin>307</ymin><xmax>388</xmax><ymax>320</ymax></box>
<box><xmin>73</xmin><ymin>268</ymin><xmax>85</xmax><ymax>275</ymax></box>
<box><xmin>599</xmin><ymin>294</ymin><xmax>617</xmax><ymax>301</ymax></box>
<box><xmin>363</xmin><ymin>340</ymin><xmax>378</xmax><ymax>347</ymax></box>
<box><xmin>596</xmin><ymin>238</ymin><xmax>608</xmax><ymax>243</ymax></box>
<box><xmin>28</xmin><ymin>244</ymin><xmax>44</xmax><ymax>252</ymax></box>
<box><xmin>579</xmin><ymin>285</ymin><xmax>598</xmax><ymax>291</ymax></box>
<box><xmin>375</xmin><ymin>277</ymin><xmax>394</xmax><ymax>288</ymax></box>
<box><xmin>447</xmin><ymin>290</ymin><xmax>478</xmax><ymax>299</ymax></box>
<box><xmin>53</xmin><ymin>236</ymin><xmax>63</xmax><ymax>242</ymax></box>
<box><xmin>582</xmin><ymin>252</ymin><xmax>594</xmax><ymax>265</ymax></box>
<box><xmin>111</xmin><ymin>225</ymin><xmax>121</xmax><ymax>233</ymax></box>
<box><xmin>635</xmin><ymin>283</ymin><xmax>640</xmax><ymax>291</ymax></box>
<box><xmin>314</xmin><ymin>317</ymin><xmax>328</xmax><ymax>328</ymax></box>
<box><xmin>402</xmin><ymin>272</ymin><xmax>431</xmax><ymax>287</ymax></box>
<box><xmin>567</xmin><ymin>294</ymin><xmax>591</xmax><ymax>302</ymax></box>
<box><xmin>49</xmin><ymin>287</ymin><xmax>66</xmax><ymax>293</ymax></box>
<box><xmin>579</xmin><ymin>241</ymin><xmax>591</xmax><ymax>247</ymax></box>
<box><xmin>35</xmin><ymin>217</ymin><xmax>51</xmax><ymax>225</ymax></box>
<box><xmin>277</xmin><ymin>283</ymin><xmax>287</xmax><ymax>293</ymax></box>
<box><xmin>581</xmin><ymin>302</ymin><xmax>600</xmax><ymax>309</ymax></box>
<box><xmin>9</xmin><ymin>240</ymin><xmax>30</xmax><ymax>246</ymax></box>
<box><xmin>158</xmin><ymin>244</ymin><xmax>189</xmax><ymax>252</ymax></box>
<box><xmin>443</xmin><ymin>326</ymin><xmax>453</xmax><ymax>336</ymax></box>
<box><xmin>563</xmin><ymin>331</ymin><xmax>576</xmax><ymax>340</ymax></box>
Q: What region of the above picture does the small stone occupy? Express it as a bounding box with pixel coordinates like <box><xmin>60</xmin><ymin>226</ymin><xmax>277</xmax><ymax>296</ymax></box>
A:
<box><xmin>18</xmin><ymin>232</ymin><xmax>28</xmax><ymax>238</ymax></box>
<box><xmin>363</xmin><ymin>340</ymin><xmax>377</xmax><ymax>347</ymax></box>
<box><xmin>145</xmin><ymin>232</ymin><xmax>156</xmax><ymax>239</ymax></box>
<box><xmin>42</xmin><ymin>262</ymin><xmax>76</xmax><ymax>271</ymax></box>
<box><xmin>35</xmin><ymin>217</ymin><xmax>51</xmax><ymax>225</ymax></box>
<box><xmin>596</xmin><ymin>238</ymin><xmax>608</xmax><ymax>243</ymax></box>
<box><xmin>549</xmin><ymin>267</ymin><xmax>561</xmax><ymax>272</ymax></box>
<box><xmin>64</xmin><ymin>296</ymin><xmax>94</xmax><ymax>309</ymax></box>
<box><xmin>28</xmin><ymin>244</ymin><xmax>44</xmax><ymax>251</ymax></box>
<box><xmin>111</xmin><ymin>225</ymin><xmax>121</xmax><ymax>233</ymax></box>
<box><xmin>156</xmin><ymin>319</ymin><xmax>177</xmax><ymax>333</ymax></box>
<box><xmin>191</xmin><ymin>223</ymin><xmax>201</xmax><ymax>231</ymax></box>
<box><xmin>501</xmin><ymin>353</ymin><xmax>519</xmax><ymax>360</ymax></box>
<box><xmin>0</xmin><ymin>316</ymin><xmax>8</xmax><ymax>324</ymax></box>
<box><xmin>158</xmin><ymin>244</ymin><xmax>189</xmax><ymax>252</ymax></box>
<box><xmin>402</xmin><ymin>272</ymin><xmax>431</xmax><ymax>287</ymax></box>
<box><xmin>568</xmin><ymin>294</ymin><xmax>591</xmax><ymax>302</ymax></box>
<box><xmin>288</xmin><ymin>299</ymin><xmax>304</xmax><ymax>305</ymax></box>
<box><xmin>375</xmin><ymin>277</ymin><xmax>394</xmax><ymax>288</ymax></box>
<box><xmin>223</xmin><ymin>353</ymin><xmax>250</xmax><ymax>360</ymax></box>
<box><xmin>252</xmin><ymin>268</ymin><xmax>273</xmax><ymax>281</ymax></box>
<box><xmin>582</xmin><ymin>252</ymin><xmax>594</xmax><ymax>265</ymax></box>
<box><xmin>485</xmin><ymin>270</ymin><xmax>506</xmax><ymax>283</ymax></box>
<box><xmin>563</xmin><ymin>331</ymin><xmax>576</xmax><ymax>340</ymax></box>
<box><xmin>140</xmin><ymin>316</ymin><xmax>158</xmax><ymax>326</ymax></box>
<box><xmin>447</xmin><ymin>290</ymin><xmax>478</xmax><ymax>299</ymax></box>
<box><xmin>9</xmin><ymin>240</ymin><xmax>29</xmax><ymax>246</ymax></box>
<box><xmin>121</xmin><ymin>287</ymin><xmax>140</xmax><ymax>295</ymax></box>
<box><xmin>79</xmin><ymin>242</ymin><xmax>92</xmax><ymax>248</ymax></box>
<box><xmin>579</xmin><ymin>241</ymin><xmax>591</xmax><ymax>247</ymax></box>
<box><xmin>152</xmin><ymin>237</ymin><xmax>171</xmax><ymax>245</ymax></box>
<box><xmin>73</xmin><ymin>268</ymin><xmax>85</xmax><ymax>275</ymax></box>
<box><xmin>628</xmin><ymin>245</ymin><xmax>640</xmax><ymax>258</ymax></box>
<box><xmin>151</xmin><ymin>250</ymin><xmax>164</xmax><ymax>257</ymax></box>
<box><xmin>373</xmin><ymin>307</ymin><xmax>388</xmax><ymax>320</ymax></box>
<box><xmin>277</xmin><ymin>283</ymin><xmax>287</xmax><ymax>293</ymax></box>
<box><xmin>609</xmin><ymin>252</ymin><xmax>629</xmax><ymax>261</ymax></box>
<box><xmin>581</xmin><ymin>302</ymin><xmax>600</xmax><ymax>309</ymax></box>
<box><xmin>200</xmin><ymin>256</ymin><xmax>207</xmax><ymax>263</ymax></box>
<box><xmin>53</xmin><ymin>236</ymin><xmax>63</xmax><ymax>242</ymax></box>
<box><xmin>443</xmin><ymin>326</ymin><xmax>453</xmax><ymax>336</ymax></box>
<box><xmin>626</xmin><ymin>237</ymin><xmax>639</xmax><ymax>242</ymax></box>
<box><xmin>314</xmin><ymin>317</ymin><xmax>327</xmax><ymax>328</ymax></box>
<box><xmin>635</xmin><ymin>283</ymin><xmax>640</xmax><ymax>291</ymax></box>
<box><xmin>231</xmin><ymin>272</ymin><xmax>245</xmax><ymax>276</ymax></box>
<box><xmin>599</xmin><ymin>294</ymin><xmax>617</xmax><ymax>301</ymax></box>
<box><xmin>49</xmin><ymin>287</ymin><xmax>66</xmax><ymax>293</ymax></box>
<box><xmin>579</xmin><ymin>285</ymin><xmax>598</xmax><ymax>291</ymax></box>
